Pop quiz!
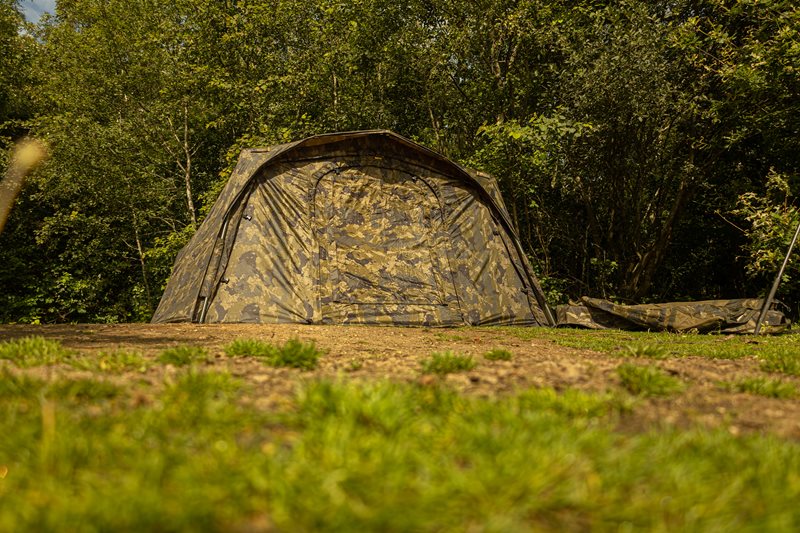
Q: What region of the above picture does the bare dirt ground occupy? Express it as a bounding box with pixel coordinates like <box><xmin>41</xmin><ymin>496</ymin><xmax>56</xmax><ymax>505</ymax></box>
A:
<box><xmin>2</xmin><ymin>323</ymin><xmax>799</xmax><ymax>439</ymax></box>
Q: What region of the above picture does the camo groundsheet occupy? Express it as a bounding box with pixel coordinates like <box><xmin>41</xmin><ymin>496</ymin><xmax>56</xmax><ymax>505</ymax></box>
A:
<box><xmin>556</xmin><ymin>297</ymin><xmax>789</xmax><ymax>334</ymax></box>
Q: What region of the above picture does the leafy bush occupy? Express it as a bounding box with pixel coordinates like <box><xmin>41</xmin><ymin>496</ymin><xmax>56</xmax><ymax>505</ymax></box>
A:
<box><xmin>732</xmin><ymin>170</ymin><xmax>800</xmax><ymax>292</ymax></box>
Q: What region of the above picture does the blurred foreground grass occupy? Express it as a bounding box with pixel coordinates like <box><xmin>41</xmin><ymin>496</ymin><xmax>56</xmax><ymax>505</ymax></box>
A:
<box><xmin>1</xmin><ymin>363</ymin><xmax>799</xmax><ymax>531</ymax></box>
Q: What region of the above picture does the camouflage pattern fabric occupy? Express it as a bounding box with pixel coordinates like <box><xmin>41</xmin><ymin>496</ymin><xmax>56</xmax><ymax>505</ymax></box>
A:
<box><xmin>152</xmin><ymin>130</ymin><xmax>553</xmax><ymax>326</ymax></box>
<box><xmin>556</xmin><ymin>297</ymin><xmax>789</xmax><ymax>334</ymax></box>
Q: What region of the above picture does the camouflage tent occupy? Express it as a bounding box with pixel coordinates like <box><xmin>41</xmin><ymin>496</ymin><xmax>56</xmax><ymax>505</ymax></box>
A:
<box><xmin>153</xmin><ymin>130</ymin><xmax>554</xmax><ymax>326</ymax></box>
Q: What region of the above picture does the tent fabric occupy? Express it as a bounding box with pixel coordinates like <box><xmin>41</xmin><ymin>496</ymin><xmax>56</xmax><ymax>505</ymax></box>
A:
<box><xmin>556</xmin><ymin>297</ymin><xmax>789</xmax><ymax>334</ymax></box>
<box><xmin>152</xmin><ymin>130</ymin><xmax>554</xmax><ymax>326</ymax></box>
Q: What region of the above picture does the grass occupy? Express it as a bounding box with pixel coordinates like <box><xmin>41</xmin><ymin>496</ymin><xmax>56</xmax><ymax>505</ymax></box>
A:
<box><xmin>483</xmin><ymin>348</ymin><xmax>513</xmax><ymax>361</ymax></box>
<box><xmin>48</xmin><ymin>378</ymin><xmax>122</xmax><ymax>401</ymax></box>
<box><xmin>1</xmin><ymin>375</ymin><xmax>799</xmax><ymax>531</ymax></box>
<box><xmin>0</xmin><ymin>366</ymin><xmax>121</xmax><ymax>401</ymax></box>
<box><xmin>502</xmin><ymin>327</ymin><xmax>800</xmax><ymax>373</ymax></box>
<box><xmin>224</xmin><ymin>337</ymin><xmax>321</xmax><ymax>370</ymax></box>
<box><xmin>157</xmin><ymin>345</ymin><xmax>209</xmax><ymax>366</ymax></box>
<box><xmin>617</xmin><ymin>363</ymin><xmax>685</xmax><ymax>397</ymax></box>
<box><xmin>0</xmin><ymin>336</ymin><xmax>75</xmax><ymax>367</ymax></box>
<box><xmin>432</xmin><ymin>331</ymin><xmax>468</xmax><ymax>342</ymax></box>
<box><xmin>719</xmin><ymin>377</ymin><xmax>798</xmax><ymax>399</ymax></box>
<box><xmin>624</xmin><ymin>343</ymin><xmax>668</xmax><ymax>359</ymax></box>
<box><xmin>271</xmin><ymin>338</ymin><xmax>321</xmax><ymax>369</ymax></box>
<box><xmin>70</xmin><ymin>349</ymin><xmax>149</xmax><ymax>373</ymax></box>
<box><xmin>224</xmin><ymin>338</ymin><xmax>275</xmax><ymax>358</ymax></box>
<box><xmin>760</xmin><ymin>351</ymin><xmax>800</xmax><ymax>376</ymax></box>
<box><xmin>421</xmin><ymin>351</ymin><xmax>476</xmax><ymax>374</ymax></box>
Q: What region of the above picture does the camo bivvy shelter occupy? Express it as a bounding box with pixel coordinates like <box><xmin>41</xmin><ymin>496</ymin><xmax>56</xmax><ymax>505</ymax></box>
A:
<box><xmin>153</xmin><ymin>130</ymin><xmax>555</xmax><ymax>326</ymax></box>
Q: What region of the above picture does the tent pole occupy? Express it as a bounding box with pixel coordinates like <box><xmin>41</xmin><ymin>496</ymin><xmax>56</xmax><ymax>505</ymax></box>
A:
<box><xmin>754</xmin><ymin>218</ymin><xmax>800</xmax><ymax>335</ymax></box>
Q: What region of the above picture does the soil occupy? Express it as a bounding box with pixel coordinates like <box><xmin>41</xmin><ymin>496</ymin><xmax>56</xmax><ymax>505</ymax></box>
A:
<box><xmin>2</xmin><ymin>323</ymin><xmax>799</xmax><ymax>439</ymax></box>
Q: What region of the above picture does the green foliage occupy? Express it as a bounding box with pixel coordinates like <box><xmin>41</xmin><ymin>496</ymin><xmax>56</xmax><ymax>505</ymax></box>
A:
<box><xmin>421</xmin><ymin>351</ymin><xmax>477</xmax><ymax>374</ymax></box>
<box><xmin>2</xmin><ymin>0</ymin><xmax>800</xmax><ymax>320</ymax></box>
<box><xmin>483</xmin><ymin>348</ymin><xmax>513</xmax><ymax>361</ymax></box>
<box><xmin>719</xmin><ymin>377</ymin><xmax>798</xmax><ymax>399</ymax></box>
<box><xmin>157</xmin><ymin>345</ymin><xmax>209</xmax><ymax>366</ymax></box>
<box><xmin>617</xmin><ymin>363</ymin><xmax>685</xmax><ymax>397</ymax></box>
<box><xmin>0</xmin><ymin>336</ymin><xmax>74</xmax><ymax>367</ymax></box>
<box><xmin>732</xmin><ymin>170</ymin><xmax>800</xmax><ymax>294</ymax></box>
<box><xmin>226</xmin><ymin>337</ymin><xmax>321</xmax><ymax>370</ymax></box>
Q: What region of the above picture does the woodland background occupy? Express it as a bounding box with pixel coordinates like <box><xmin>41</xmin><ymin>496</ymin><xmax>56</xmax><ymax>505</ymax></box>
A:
<box><xmin>1</xmin><ymin>0</ymin><xmax>798</xmax><ymax>323</ymax></box>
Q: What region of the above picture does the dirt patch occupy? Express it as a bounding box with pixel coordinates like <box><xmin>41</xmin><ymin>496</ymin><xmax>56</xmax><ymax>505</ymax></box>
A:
<box><xmin>2</xmin><ymin>323</ymin><xmax>799</xmax><ymax>438</ymax></box>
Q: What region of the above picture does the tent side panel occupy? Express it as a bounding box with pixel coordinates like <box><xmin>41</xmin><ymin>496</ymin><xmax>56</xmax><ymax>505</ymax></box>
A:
<box><xmin>204</xmin><ymin>163</ymin><xmax>317</xmax><ymax>323</ymax></box>
<box><xmin>442</xmin><ymin>182</ymin><xmax>545</xmax><ymax>326</ymax></box>
<box><xmin>151</xmin><ymin>150</ymin><xmax>271</xmax><ymax>323</ymax></box>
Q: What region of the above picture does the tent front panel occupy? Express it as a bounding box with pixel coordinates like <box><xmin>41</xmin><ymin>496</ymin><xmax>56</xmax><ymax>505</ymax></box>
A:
<box><xmin>313</xmin><ymin>162</ymin><xmax>461</xmax><ymax>325</ymax></box>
